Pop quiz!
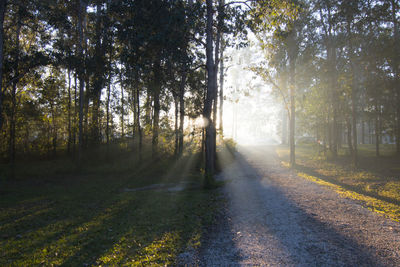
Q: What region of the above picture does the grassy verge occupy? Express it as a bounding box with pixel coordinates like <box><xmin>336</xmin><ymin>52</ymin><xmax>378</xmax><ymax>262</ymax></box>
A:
<box><xmin>276</xmin><ymin>144</ymin><xmax>400</xmax><ymax>221</ymax></box>
<box><xmin>0</xmin><ymin>147</ymin><xmax>219</xmax><ymax>266</ymax></box>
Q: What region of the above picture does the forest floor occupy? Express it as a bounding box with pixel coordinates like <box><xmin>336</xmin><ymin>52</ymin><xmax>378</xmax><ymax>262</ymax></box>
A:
<box><xmin>0</xmin><ymin>147</ymin><xmax>220</xmax><ymax>266</ymax></box>
<box><xmin>181</xmin><ymin>145</ymin><xmax>400</xmax><ymax>266</ymax></box>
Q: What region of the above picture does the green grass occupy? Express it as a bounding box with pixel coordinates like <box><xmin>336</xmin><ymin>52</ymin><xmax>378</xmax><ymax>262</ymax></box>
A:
<box><xmin>0</xmin><ymin>146</ymin><xmax>219</xmax><ymax>266</ymax></box>
<box><xmin>276</xmin><ymin>144</ymin><xmax>400</xmax><ymax>221</ymax></box>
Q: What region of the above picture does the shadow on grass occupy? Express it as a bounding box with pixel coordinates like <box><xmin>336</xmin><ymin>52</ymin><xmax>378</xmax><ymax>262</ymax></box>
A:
<box><xmin>277</xmin><ymin>145</ymin><xmax>400</xmax><ymax>204</ymax></box>
<box><xmin>293</xmin><ymin>163</ymin><xmax>400</xmax><ymax>206</ymax></box>
<box><xmin>0</xmin><ymin>150</ymin><xmax>216</xmax><ymax>266</ymax></box>
<box><xmin>333</xmin><ymin>153</ymin><xmax>400</xmax><ymax>181</ymax></box>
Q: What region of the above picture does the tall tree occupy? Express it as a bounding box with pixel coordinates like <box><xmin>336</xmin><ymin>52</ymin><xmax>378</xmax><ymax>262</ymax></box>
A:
<box><xmin>77</xmin><ymin>0</ymin><xmax>87</xmax><ymax>162</ymax></box>
<box><xmin>204</xmin><ymin>0</ymin><xmax>216</xmax><ymax>186</ymax></box>
<box><xmin>0</xmin><ymin>0</ymin><xmax>6</xmax><ymax>131</ymax></box>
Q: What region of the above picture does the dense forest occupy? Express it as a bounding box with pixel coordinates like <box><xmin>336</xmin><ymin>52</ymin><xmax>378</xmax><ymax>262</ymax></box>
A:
<box><xmin>0</xmin><ymin>0</ymin><xmax>246</xmax><ymax>184</ymax></box>
<box><xmin>0</xmin><ymin>0</ymin><xmax>399</xmax><ymax>177</ymax></box>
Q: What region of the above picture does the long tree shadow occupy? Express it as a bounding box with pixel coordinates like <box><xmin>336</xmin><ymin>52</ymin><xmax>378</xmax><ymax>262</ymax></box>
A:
<box><xmin>0</xmin><ymin>175</ymin><xmax>140</xmax><ymax>265</ymax></box>
<box><xmin>294</xmin><ymin>163</ymin><xmax>400</xmax><ymax>206</ymax></box>
<box><xmin>1</xmin><ymin>154</ymin><xmax>212</xmax><ymax>266</ymax></box>
<box><xmin>201</xmin><ymin>147</ymin><xmax>394</xmax><ymax>266</ymax></box>
<box><xmin>59</xmin><ymin>185</ymin><xmax>214</xmax><ymax>266</ymax></box>
<box><xmin>198</xmin><ymin>195</ymin><xmax>244</xmax><ymax>266</ymax></box>
<box><xmin>59</xmin><ymin>153</ymin><xmax>212</xmax><ymax>266</ymax></box>
<box><xmin>197</xmin><ymin>147</ymin><xmax>244</xmax><ymax>266</ymax></box>
<box><xmin>335</xmin><ymin>151</ymin><xmax>400</xmax><ymax>180</ymax></box>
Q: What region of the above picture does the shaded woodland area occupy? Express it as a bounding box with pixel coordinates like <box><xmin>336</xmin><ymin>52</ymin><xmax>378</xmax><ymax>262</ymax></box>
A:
<box><xmin>0</xmin><ymin>0</ymin><xmax>249</xmax><ymax>184</ymax></box>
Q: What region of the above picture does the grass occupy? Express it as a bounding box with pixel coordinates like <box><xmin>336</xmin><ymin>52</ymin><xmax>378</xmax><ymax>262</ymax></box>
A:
<box><xmin>0</xmin><ymin>145</ymin><xmax>220</xmax><ymax>266</ymax></box>
<box><xmin>276</xmin><ymin>144</ymin><xmax>400</xmax><ymax>221</ymax></box>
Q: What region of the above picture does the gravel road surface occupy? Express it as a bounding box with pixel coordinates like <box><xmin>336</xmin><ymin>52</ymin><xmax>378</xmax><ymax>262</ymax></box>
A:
<box><xmin>180</xmin><ymin>145</ymin><xmax>400</xmax><ymax>266</ymax></box>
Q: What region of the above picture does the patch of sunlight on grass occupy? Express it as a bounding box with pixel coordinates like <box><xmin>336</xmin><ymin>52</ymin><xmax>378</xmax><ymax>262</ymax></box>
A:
<box><xmin>281</xmin><ymin>161</ymin><xmax>290</xmax><ymax>168</ymax></box>
<box><xmin>95</xmin><ymin>218</ymin><xmax>204</xmax><ymax>266</ymax></box>
<box><xmin>187</xmin><ymin>232</ymin><xmax>201</xmax><ymax>249</ymax></box>
<box><xmin>296</xmin><ymin>172</ymin><xmax>400</xmax><ymax>222</ymax></box>
<box><xmin>382</xmin><ymin>182</ymin><xmax>400</xmax><ymax>200</ymax></box>
<box><xmin>277</xmin><ymin>145</ymin><xmax>400</xmax><ymax>222</ymax></box>
<box><xmin>98</xmin><ymin>232</ymin><xmax>180</xmax><ymax>266</ymax></box>
<box><xmin>134</xmin><ymin>232</ymin><xmax>179</xmax><ymax>266</ymax></box>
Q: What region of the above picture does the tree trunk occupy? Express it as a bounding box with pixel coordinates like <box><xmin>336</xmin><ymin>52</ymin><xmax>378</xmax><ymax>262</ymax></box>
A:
<box><xmin>391</xmin><ymin>0</ymin><xmax>400</xmax><ymax>154</ymax></box>
<box><xmin>106</xmin><ymin>43</ymin><xmax>113</xmax><ymax>153</ymax></box>
<box><xmin>327</xmin><ymin>112</ymin><xmax>332</xmax><ymax>152</ymax></box>
<box><xmin>204</xmin><ymin>0</ymin><xmax>216</xmax><ymax>186</ymax></box>
<box><xmin>351</xmin><ymin>85</ymin><xmax>358</xmax><ymax>167</ymax></box>
<box><xmin>361</xmin><ymin>119</ymin><xmax>365</xmax><ymax>144</ymax></box>
<box><xmin>83</xmin><ymin>76</ymin><xmax>90</xmax><ymax>148</ymax></box>
<box><xmin>317</xmin><ymin>3</ymin><xmax>339</xmax><ymax>159</ymax></box>
<box><xmin>289</xmin><ymin>82</ymin><xmax>295</xmax><ymax>167</ymax></box>
<box><xmin>91</xmin><ymin>2</ymin><xmax>103</xmax><ymax>145</ymax></box>
<box><xmin>174</xmin><ymin>95</ymin><xmax>179</xmax><ymax>157</ymax></box>
<box><xmin>106</xmin><ymin>74</ymin><xmax>111</xmax><ymax>147</ymax></box>
<box><xmin>212</xmin><ymin>6</ymin><xmax>221</xmax><ymax>163</ymax></box>
<box><xmin>0</xmin><ymin>0</ymin><xmax>6</xmax><ymax>131</ymax></box>
<box><xmin>92</xmin><ymin>91</ymin><xmax>101</xmax><ymax>144</ymax></box>
<box><xmin>9</xmin><ymin>8</ymin><xmax>21</xmax><ymax>166</ymax></box>
<box><xmin>120</xmin><ymin>69</ymin><xmax>125</xmax><ymax>139</ymax></box>
<box><xmin>83</xmin><ymin>8</ymin><xmax>89</xmax><ymax>149</ymax></box>
<box><xmin>131</xmin><ymin>76</ymin><xmax>137</xmax><ymax>148</ymax></box>
<box><xmin>136</xmin><ymin>83</ymin><xmax>142</xmax><ymax>158</ymax></box>
<box><xmin>201</xmin><ymin>127</ymin><xmax>205</xmax><ymax>159</ymax></box>
<box><xmin>375</xmin><ymin>100</ymin><xmax>380</xmax><ymax>157</ymax></box>
<box><xmin>288</xmin><ymin>30</ymin><xmax>297</xmax><ymax>167</ymax></box>
<box><xmin>368</xmin><ymin>118</ymin><xmax>374</xmax><ymax>144</ymax></box>
<box><xmin>145</xmin><ymin>90</ymin><xmax>152</xmax><ymax>128</ymax></box>
<box><xmin>323</xmin><ymin>119</ymin><xmax>327</xmax><ymax>156</ymax></box>
<box><xmin>73</xmin><ymin>71</ymin><xmax>77</xmax><ymax>155</ymax></box>
<box><xmin>347</xmin><ymin>16</ymin><xmax>358</xmax><ymax>167</ymax></box>
<box><xmin>67</xmin><ymin>69</ymin><xmax>72</xmax><ymax>154</ymax></box>
<box><xmin>337</xmin><ymin>122</ymin><xmax>343</xmax><ymax>149</ymax></box>
<box><xmin>152</xmin><ymin>59</ymin><xmax>161</xmax><ymax>159</ymax></box>
<box><xmin>347</xmin><ymin>118</ymin><xmax>353</xmax><ymax>156</ymax></box>
<box><xmin>282</xmin><ymin>107</ymin><xmax>288</xmax><ymax>145</ymax></box>
<box><xmin>219</xmin><ymin>39</ymin><xmax>225</xmax><ymax>135</ymax></box>
<box><xmin>47</xmin><ymin>121</ymin><xmax>51</xmax><ymax>156</ymax></box>
<box><xmin>77</xmin><ymin>0</ymin><xmax>86</xmax><ymax>162</ymax></box>
<box><xmin>178</xmin><ymin>71</ymin><xmax>186</xmax><ymax>156</ymax></box>
<box><xmin>330</xmin><ymin>46</ymin><xmax>338</xmax><ymax>159</ymax></box>
<box><xmin>51</xmin><ymin>104</ymin><xmax>57</xmax><ymax>157</ymax></box>
<box><xmin>9</xmin><ymin>79</ymin><xmax>17</xmax><ymax>165</ymax></box>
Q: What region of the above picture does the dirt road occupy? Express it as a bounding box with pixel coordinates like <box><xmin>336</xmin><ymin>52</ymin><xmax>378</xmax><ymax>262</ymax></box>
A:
<box><xmin>184</xmin><ymin>146</ymin><xmax>400</xmax><ymax>266</ymax></box>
